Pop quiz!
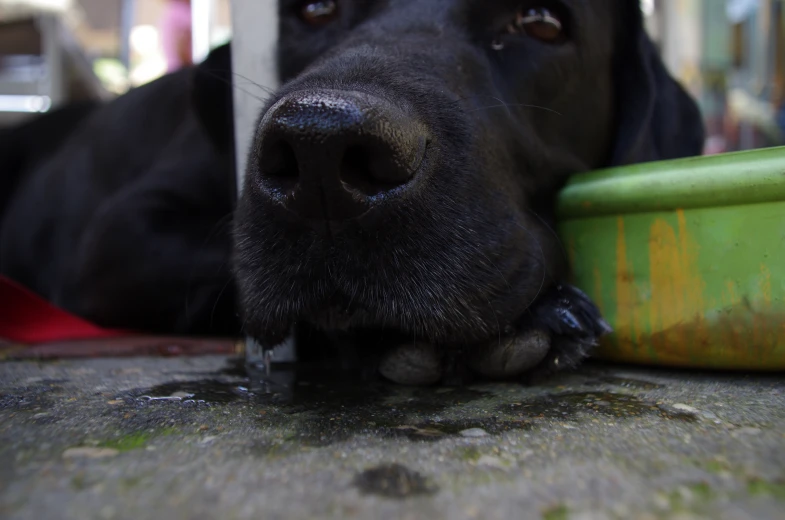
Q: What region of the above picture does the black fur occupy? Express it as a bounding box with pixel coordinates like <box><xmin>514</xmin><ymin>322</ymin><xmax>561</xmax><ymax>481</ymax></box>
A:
<box><xmin>1</xmin><ymin>62</ymin><xmax>237</xmax><ymax>335</ymax></box>
<box><xmin>234</xmin><ymin>0</ymin><xmax>705</xmax><ymax>366</ymax></box>
<box><xmin>0</xmin><ymin>0</ymin><xmax>705</xmax><ymax>379</ymax></box>
<box><xmin>0</xmin><ymin>101</ymin><xmax>100</xmax><ymax>219</ymax></box>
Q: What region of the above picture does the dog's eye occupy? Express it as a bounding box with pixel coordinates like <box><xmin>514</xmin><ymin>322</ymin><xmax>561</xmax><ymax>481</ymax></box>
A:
<box><xmin>300</xmin><ymin>0</ymin><xmax>339</xmax><ymax>26</ymax></box>
<box><xmin>494</xmin><ymin>6</ymin><xmax>565</xmax><ymax>49</ymax></box>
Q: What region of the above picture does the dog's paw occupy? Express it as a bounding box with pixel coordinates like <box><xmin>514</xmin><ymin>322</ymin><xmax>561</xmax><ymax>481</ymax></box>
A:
<box><xmin>378</xmin><ymin>341</ymin><xmax>443</xmax><ymax>386</ymax></box>
<box><xmin>375</xmin><ymin>285</ymin><xmax>611</xmax><ymax>386</ymax></box>
<box><xmin>465</xmin><ymin>328</ymin><xmax>551</xmax><ymax>379</ymax></box>
<box><xmin>531</xmin><ymin>283</ymin><xmax>613</xmax><ymax>374</ymax></box>
<box><xmin>468</xmin><ymin>284</ymin><xmax>612</xmax><ymax>381</ymax></box>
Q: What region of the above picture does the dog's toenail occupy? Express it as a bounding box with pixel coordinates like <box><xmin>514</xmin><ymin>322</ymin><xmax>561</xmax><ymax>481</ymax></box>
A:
<box><xmin>469</xmin><ymin>329</ymin><xmax>550</xmax><ymax>379</ymax></box>
<box><xmin>378</xmin><ymin>342</ymin><xmax>442</xmax><ymax>386</ymax></box>
<box><xmin>491</xmin><ymin>39</ymin><xmax>505</xmax><ymax>50</ymax></box>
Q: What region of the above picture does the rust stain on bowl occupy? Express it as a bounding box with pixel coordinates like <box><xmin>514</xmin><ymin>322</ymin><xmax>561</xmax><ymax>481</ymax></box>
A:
<box><xmin>614</xmin><ymin>217</ymin><xmax>649</xmax><ymax>360</ymax></box>
<box><xmin>558</xmin><ymin>147</ymin><xmax>785</xmax><ymax>370</ymax></box>
<box><xmin>599</xmin><ymin>207</ymin><xmax>785</xmax><ymax>369</ymax></box>
<box><xmin>645</xmin><ymin>310</ymin><xmax>785</xmax><ymax>369</ymax></box>
<box><xmin>592</xmin><ymin>266</ymin><xmax>604</xmax><ymax>316</ymax></box>
<box><xmin>646</xmin><ymin>210</ymin><xmax>707</xmax><ymax>361</ymax></box>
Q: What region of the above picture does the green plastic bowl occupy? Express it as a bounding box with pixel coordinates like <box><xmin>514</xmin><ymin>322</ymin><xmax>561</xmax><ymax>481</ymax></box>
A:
<box><xmin>557</xmin><ymin>146</ymin><xmax>785</xmax><ymax>370</ymax></box>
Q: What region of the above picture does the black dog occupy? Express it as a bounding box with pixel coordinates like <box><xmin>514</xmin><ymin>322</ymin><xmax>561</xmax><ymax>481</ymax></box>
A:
<box><xmin>0</xmin><ymin>100</ymin><xmax>100</xmax><ymax>219</ymax></box>
<box><xmin>1</xmin><ymin>0</ymin><xmax>704</xmax><ymax>384</ymax></box>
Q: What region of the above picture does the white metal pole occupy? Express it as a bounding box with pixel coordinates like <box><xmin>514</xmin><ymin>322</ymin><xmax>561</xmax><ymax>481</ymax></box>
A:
<box><xmin>230</xmin><ymin>0</ymin><xmax>296</xmax><ymax>363</ymax></box>
<box><xmin>230</xmin><ymin>0</ymin><xmax>279</xmax><ymax>188</ymax></box>
<box><xmin>119</xmin><ymin>0</ymin><xmax>135</xmax><ymax>71</ymax></box>
<box><xmin>39</xmin><ymin>14</ymin><xmax>63</xmax><ymax>109</ymax></box>
<box><xmin>191</xmin><ymin>0</ymin><xmax>213</xmax><ymax>64</ymax></box>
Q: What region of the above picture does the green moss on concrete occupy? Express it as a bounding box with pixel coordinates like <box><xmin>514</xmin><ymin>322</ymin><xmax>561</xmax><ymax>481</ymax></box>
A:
<box><xmin>703</xmin><ymin>459</ymin><xmax>731</xmax><ymax>474</ymax></box>
<box><xmin>120</xmin><ymin>476</ymin><xmax>145</xmax><ymax>490</ymax></box>
<box><xmin>70</xmin><ymin>473</ymin><xmax>88</xmax><ymax>491</ymax></box>
<box><xmin>747</xmin><ymin>479</ymin><xmax>785</xmax><ymax>500</ymax></box>
<box><xmin>542</xmin><ymin>504</ymin><xmax>569</xmax><ymax>520</ymax></box>
<box><xmin>98</xmin><ymin>427</ymin><xmax>178</xmax><ymax>452</ymax></box>
<box><xmin>452</xmin><ymin>446</ymin><xmax>483</xmax><ymax>463</ymax></box>
<box><xmin>667</xmin><ymin>482</ymin><xmax>716</xmax><ymax>509</ymax></box>
<box><xmin>687</xmin><ymin>482</ymin><xmax>715</xmax><ymax>500</ymax></box>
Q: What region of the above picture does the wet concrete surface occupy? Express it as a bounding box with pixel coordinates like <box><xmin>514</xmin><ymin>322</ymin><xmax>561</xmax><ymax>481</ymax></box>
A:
<box><xmin>0</xmin><ymin>356</ymin><xmax>783</xmax><ymax>519</ymax></box>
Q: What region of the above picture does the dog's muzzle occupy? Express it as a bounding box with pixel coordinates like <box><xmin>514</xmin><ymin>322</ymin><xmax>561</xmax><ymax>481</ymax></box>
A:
<box><xmin>253</xmin><ymin>89</ymin><xmax>429</xmax><ymax>225</ymax></box>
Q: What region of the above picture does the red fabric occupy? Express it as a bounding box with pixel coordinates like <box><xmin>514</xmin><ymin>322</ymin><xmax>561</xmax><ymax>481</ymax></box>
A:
<box><xmin>0</xmin><ymin>275</ymin><xmax>130</xmax><ymax>344</ymax></box>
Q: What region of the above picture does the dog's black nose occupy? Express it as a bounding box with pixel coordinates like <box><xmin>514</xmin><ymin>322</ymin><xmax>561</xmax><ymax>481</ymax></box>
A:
<box><xmin>255</xmin><ymin>90</ymin><xmax>428</xmax><ymax>220</ymax></box>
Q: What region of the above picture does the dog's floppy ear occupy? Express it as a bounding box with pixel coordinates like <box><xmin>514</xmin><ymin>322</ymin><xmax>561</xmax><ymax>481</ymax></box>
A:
<box><xmin>610</xmin><ymin>4</ymin><xmax>705</xmax><ymax>165</ymax></box>
<box><xmin>191</xmin><ymin>42</ymin><xmax>235</xmax><ymax>153</ymax></box>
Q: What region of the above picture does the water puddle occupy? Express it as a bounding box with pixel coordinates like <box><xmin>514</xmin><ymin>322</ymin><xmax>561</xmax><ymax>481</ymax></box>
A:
<box><xmin>499</xmin><ymin>391</ymin><xmax>698</xmax><ymax>422</ymax></box>
<box><xmin>0</xmin><ymin>379</ymin><xmax>68</xmax><ymax>411</ymax></box>
<box><xmin>128</xmin><ymin>379</ymin><xmax>255</xmax><ymax>405</ymax></box>
<box><xmin>122</xmin><ymin>358</ymin><xmax>697</xmax><ymax>448</ymax></box>
<box><xmin>137</xmin><ymin>391</ymin><xmax>195</xmax><ymax>402</ymax></box>
<box><xmin>595</xmin><ymin>376</ymin><xmax>665</xmax><ymax>390</ymax></box>
<box><xmin>354</xmin><ymin>463</ymin><xmax>438</xmax><ymax>498</ymax></box>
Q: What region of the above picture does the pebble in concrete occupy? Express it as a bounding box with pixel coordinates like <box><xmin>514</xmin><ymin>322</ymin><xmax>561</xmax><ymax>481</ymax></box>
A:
<box><xmin>459</xmin><ymin>428</ymin><xmax>489</xmax><ymax>438</ymax></box>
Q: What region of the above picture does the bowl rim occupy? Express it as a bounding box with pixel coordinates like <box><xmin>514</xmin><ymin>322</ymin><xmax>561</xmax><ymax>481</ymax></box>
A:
<box><xmin>557</xmin><ymin>146</ymin><xmax>785</xmax><ymax>219</ymax></box>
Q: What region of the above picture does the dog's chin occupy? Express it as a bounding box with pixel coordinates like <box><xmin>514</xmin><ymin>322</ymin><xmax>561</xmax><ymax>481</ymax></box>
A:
<box><xmin>236</xmin><ymin>206</ymin><xmax>552</xmax><ymax>348</ymax></box>
<box><xmin>308</xmin><ymin>303</ymin><xmax>376</xmax><ymax>332</ymax></box>
<box><xmin>248</xmin><ymin>303</ymin><xmax>489</xmax><ymax>349</ymax></box>
<box><xmin>241</xmin><ymin>271</ymin><xmax>537</xmax><ymax>349</ymax></box>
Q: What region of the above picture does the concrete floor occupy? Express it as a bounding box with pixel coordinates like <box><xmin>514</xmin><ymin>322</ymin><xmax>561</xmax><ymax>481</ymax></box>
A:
<box><xmin>0</xmin><ymin>356</ymin><xmax>783</xmax><ymax>520</ymax></box>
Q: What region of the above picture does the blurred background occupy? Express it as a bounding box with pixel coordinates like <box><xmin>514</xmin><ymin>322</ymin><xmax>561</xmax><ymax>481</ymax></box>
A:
<box><xmin>0</xmin><ymin>0</ymin><xmax>783</xmax><ymax>152</ymax></box>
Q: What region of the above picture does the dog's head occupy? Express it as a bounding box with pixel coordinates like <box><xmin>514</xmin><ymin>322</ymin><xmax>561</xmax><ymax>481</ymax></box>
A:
<box><xmin>233</xmin><ymin>0</ymin><xmax>704</xmax><ymax>347</ymax></box>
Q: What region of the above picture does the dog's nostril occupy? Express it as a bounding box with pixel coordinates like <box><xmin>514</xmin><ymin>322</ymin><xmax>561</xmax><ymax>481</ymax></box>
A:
<box><xmin>260</xmin><ymin>140</ymin><xmax>299</xmax><ymax>190</ymax></box>
<box><xmin>340</xmin><ymin>145</ymin><xmax>378</xmax><ymax>195</ymax></box>
<box><xmin>254</xmin><ymin>90</ymin><xmax>429</xmax><ymax>220</ymax></box>
<box><xmin>340</xmin><ymin>141</ymin><xmax>423</xmax><ymax>196</ymax></box>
